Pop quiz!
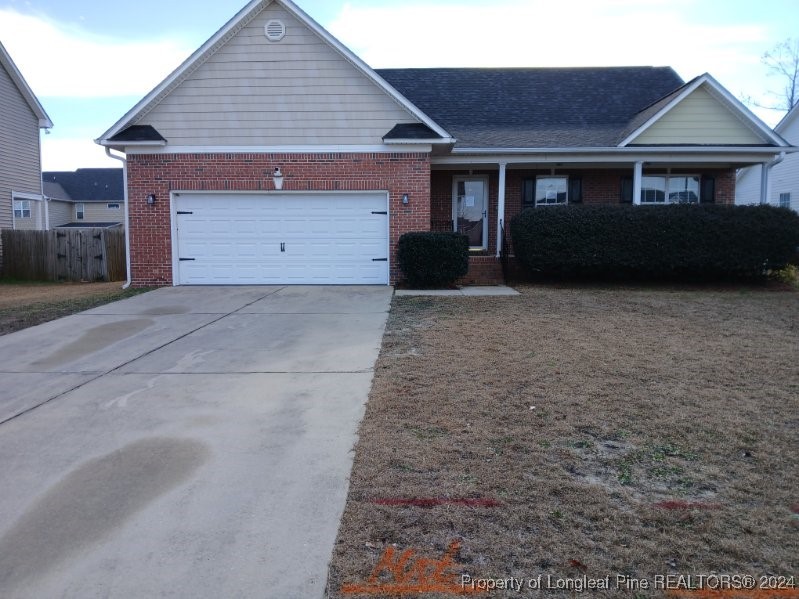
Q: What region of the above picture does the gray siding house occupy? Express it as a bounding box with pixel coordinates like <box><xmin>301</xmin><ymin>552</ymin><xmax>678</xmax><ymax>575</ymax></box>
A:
<box><xmin>0</xmin><ymin>40</ymin><xmax>52</xmax><ymax>267</ymax></box>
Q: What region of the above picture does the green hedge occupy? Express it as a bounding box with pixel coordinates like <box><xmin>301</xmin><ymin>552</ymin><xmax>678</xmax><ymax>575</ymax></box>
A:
<box><xmin>397</xmin><ymin>232</ymin><xmax>469</xmax><ymax>287</ymax></box>
<box><xmin>510</xmin><ymin>204</ymin><xmax>799</xmax><ymax>280</ymax></box>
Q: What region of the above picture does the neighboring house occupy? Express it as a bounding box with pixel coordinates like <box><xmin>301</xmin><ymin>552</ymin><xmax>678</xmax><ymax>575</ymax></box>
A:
<box><xmin>97</xmin><ymin>0</ymin><xmax>794</xmax><ymax>287</ymax></box>
<box><xmin>39</xmin><ymin>168</ymin><xmax>124</xmax><ymax>229</ymax></box>
<box><xmin>736</xmin><ymin>103</ymin><xmax>799</xmax><ymax>211</ymax></box>
<box><xmin>0</xmin><ymin>40</ymin><xmax>52</xmax><ymax>265</ymax></box>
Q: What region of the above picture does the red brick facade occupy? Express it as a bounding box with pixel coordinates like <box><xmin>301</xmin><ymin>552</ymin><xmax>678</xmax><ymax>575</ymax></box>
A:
<box><xmin>126</xmin><ymin>152</ymin><xmax>430</xmax><ymax>286</ymax></box>
<box><xmin>126</xmin><ymin>155</ymin><xmax>737</xmax><ymax>287</ymax></box>
<box><xmin>431</xmin><ymin>167</ymin><xmax>737</xmax><ymax>257</ymax></box>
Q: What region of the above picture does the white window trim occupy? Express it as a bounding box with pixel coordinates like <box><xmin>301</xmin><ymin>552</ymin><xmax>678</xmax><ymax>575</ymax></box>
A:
<box><xmin>534</xmin><ymin>175</ymin><xmax>569</xmax><ymax>207</ymax></box>
<box><xmin>640</xmin><ymin>173</ymin><xmax>701</xmax><ymax>205</ymax></box>
<box><xmin>13</xmin><ymin>199</ymin><xmax>31</xmax><ymax>218</ymax></box>
<box><xmin>76</xmin><ymin>202</ymin><xmax>85</xmax><ymax>220</ymax></box>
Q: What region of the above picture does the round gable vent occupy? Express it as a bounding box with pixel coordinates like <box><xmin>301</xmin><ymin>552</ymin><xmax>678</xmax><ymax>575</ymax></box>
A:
<box><xmin>264</xmin><ymin>19</ymin><xmax>286</xmax><ymax>42</ymax></box>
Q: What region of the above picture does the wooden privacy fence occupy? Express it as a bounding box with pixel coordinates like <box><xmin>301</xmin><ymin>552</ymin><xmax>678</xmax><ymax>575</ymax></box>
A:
<box><xmin>1</xmin><ymin>228</ymin><xmax>126</xmax><ymax>282</ymax></box>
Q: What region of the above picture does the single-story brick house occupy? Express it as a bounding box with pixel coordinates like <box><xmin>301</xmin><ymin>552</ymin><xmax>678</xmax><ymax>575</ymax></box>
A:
<box><xmin>97</xmin><ymin>0</ymin><xmax>794</xmax><ymax>287</ymax></box>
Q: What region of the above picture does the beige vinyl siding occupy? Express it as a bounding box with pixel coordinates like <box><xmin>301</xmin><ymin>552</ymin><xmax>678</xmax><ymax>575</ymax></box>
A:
<box><xmin>47</xmin><ymin>200</ymin><xmax>73</xmax><ymax>227</ymax></box>
<box><xmin>1</xmin><ymin>61</ymin><xmax>41</xmax><ymax>225</ymax></box>
<box><xmin>736</xmin><ymin>111</ymin><xmax>799</xmax><ymax>212</ymax></box>
<box><xmin>634</xmin><ymin>87</ymin><xmax>764</xmax><ymax>145</ymax></box>
<box><xmin>84</xmin><ymin>202</ymin><xmax>124</xmax><ymax>223</ymax></box>
<box><xmin>137</xmin><ymin>2</ymin><xmax>419</xmax><ymax>146</ymax></box>
<box><xmin>13</xmin><ymin>199</ymin><xmax>45</xmax><ymax>230</ymax></box>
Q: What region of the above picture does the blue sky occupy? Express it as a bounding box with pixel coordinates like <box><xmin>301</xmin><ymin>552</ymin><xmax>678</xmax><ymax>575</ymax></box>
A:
<box><xmin>0</xmin><ymin>0</ymin><xmax>796</xmax><ymax>170</ymax></box>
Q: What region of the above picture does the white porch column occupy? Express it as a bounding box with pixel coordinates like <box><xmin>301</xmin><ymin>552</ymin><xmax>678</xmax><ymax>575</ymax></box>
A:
<box><xmin>496</xmin><ymin>161</ymin><xmax>507</xmax><ymax>257</ymax></box>
<box><xmin>632</xmin><ymin>161</ymin><xmax>643</xmax><ymax>205</ymax></box>
<box><xmin>759</xmin><ymin>161</ymin><xmax>770</xmax><ymax>204</ymax></box>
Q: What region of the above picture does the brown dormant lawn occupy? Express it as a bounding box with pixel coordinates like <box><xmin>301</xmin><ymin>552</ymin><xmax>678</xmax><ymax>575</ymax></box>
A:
<box><xmin>328</xmin><ymin>284</ymin><xmax>798</xmax><ymax>598</ymax></box>
<box><xmin>0</xmin><ymin>281</ymin><xmax>149</xmax><ymax>335</ymax></box>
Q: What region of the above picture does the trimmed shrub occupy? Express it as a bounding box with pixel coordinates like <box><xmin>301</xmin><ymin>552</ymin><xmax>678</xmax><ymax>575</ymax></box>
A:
<box><xmin>397</xmin><ymin>232</ymin><xmax>469</xmax><ymax>288</ymax></box>
<box><xmin>510</xmin><ymin>204</ymin><xmax>799</xmax><ymax>281</ymax></box>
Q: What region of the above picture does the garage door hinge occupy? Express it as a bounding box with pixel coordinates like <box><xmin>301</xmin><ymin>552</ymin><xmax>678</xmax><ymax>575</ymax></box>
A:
<box><xmin>179</xmin><ymin>258</ymin><xmax>196</xmax><ymax>261</ymax></box>
<box><xmin>176</xmin><ymin>211</ymin><xmax>193</xmax><ymax>215</ymax></box>
<box><xmin>371</xmin><ymin>211</ymin><xmax>387</xmax><ymax>215</ymax></box>
<box><xmin>372</xmin><ymin>258</ymin><xmax>388</xmax><ymax>262</ymax></box>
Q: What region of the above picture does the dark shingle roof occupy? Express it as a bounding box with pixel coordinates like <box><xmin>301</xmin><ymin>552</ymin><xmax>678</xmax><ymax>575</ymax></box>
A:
<box><xmin>42</xmin><ymin>168</ymin><xmax>123</xmax><ymax>202</ymax></box>
<box><xmin>376</xmin><ymin>67</ymin><xmax>685</xmax><ymax>148</ymax></box>
<box><xmin>107</xmin><ymin>125</ymin><xmax>166</xmax><ymax>143</ymax></box>
<box><xmin>383</xmin><ymin>123</ymin><xmax>442</xmax><ymax>140</ymax></box>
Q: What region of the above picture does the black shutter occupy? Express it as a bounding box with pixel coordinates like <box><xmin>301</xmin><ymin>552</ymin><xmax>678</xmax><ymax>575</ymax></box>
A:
<box><xmin>620</xmin><ymin>176</ymin><xmax>633</xmax><ymax>204</ymax></box>
<box><xmin>568</xmin><ymin>176</ymin><xmax>583</xmax><ymax>204</ymax></box>
<box><xmin>522</xmin><ymin>178</ymin><xmax>535</xmax><ymax>208</ymax></box>
<box><xmin>701</xmin><ymin>175</ymin><xmax>715</xmax><ymax>204</ymax></box>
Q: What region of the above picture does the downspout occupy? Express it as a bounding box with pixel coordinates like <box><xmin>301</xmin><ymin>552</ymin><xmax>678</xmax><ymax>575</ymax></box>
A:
<box><xmin>759</xmin><ymin>152</ymin><xmax>786</xmax><ymax>204</ymax></box>
<box><xmin>105</xmin><ymin>147</ymin><xmax>131</xmax><ymax>289</ymax></box>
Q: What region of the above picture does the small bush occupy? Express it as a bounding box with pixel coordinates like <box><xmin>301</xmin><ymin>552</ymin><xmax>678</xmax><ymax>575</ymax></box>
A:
<box><xmin>510</xmin><ymin>204</ymin><xmax>799</xmax><ymax>281</ymax></box>
<box><xmin>397</xmin><ymin>232</ymin><xmax>469</xmax><ymax>288</ymax></box>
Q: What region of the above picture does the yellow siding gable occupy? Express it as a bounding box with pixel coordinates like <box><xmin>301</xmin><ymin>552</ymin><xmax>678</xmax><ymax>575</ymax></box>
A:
<box><xmin>632</xmin><ymin>86</ymin><xmax>764</xmax><ymax>145</ymax></box>
<box><xmin>137</xmin><ymin>2</ymin><xmax>419</xmax><ymax>146</ymax></box>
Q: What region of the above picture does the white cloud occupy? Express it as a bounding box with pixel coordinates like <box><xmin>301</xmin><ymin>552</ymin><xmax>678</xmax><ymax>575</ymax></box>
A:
<box><xmin>41</xmin><ymin>137</ymin><xmax>120</xmax><ymax>171</ymax></box>
<box><xmin>328</xmin><ymin>0</ymin><xmax>783</xmax><ymax>126</ymax></box>
<box><xmin>0</xmin><ymin>8</ymin><xmax>193</xmax><ymax>98</ymax></box>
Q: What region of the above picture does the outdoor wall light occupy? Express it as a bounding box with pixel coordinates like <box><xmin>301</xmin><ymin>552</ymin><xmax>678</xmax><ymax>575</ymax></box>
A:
<box><xmin>146</xmin><ymin>193</ymin><xmax>156</xmax><ymax>205</ymax></box>
<box><xmin>402</xmin><ymin>193</ymin><xmax>409</xmax><ymax>205</ymax></box>
<box><xmin>273</xmin><ymin>167</ymin><xmax>284</xmax><ymax>190</ymax></box>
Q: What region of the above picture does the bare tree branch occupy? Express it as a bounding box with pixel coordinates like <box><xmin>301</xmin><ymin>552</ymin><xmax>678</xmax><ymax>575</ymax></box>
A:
<box><xmin>762</xmin><ymin>37</ymin><xmax>799</xmax><ymax>111</ymax></box>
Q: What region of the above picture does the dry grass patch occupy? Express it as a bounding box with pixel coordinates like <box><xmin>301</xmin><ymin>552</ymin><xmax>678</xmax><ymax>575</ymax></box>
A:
<box><xmin>329</xmin><ymin>285</ymin><xmax>798</xmax><ymax>598</ymax></box>
<box><xmin>0</xmin><ymin>281</ymin><xmax>150</xmax><ymax>335</ymax></box>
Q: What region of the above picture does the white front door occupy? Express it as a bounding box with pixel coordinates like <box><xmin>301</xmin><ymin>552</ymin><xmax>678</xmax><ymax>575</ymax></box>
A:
<box><xmin>173</xmin><ymin>192</ymin><xmax>389</xmax><ymax>285</ymax></box>
<box><xmin>452</xmin><ymin>177</ymin><xmax>488</xmax><ymax>250</ymax></box>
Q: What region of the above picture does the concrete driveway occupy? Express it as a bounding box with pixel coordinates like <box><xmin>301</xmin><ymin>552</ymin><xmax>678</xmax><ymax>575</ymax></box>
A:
<box><xmin>0</xmin><ymin>286</ymin><xmax>392</xmax><ymax>599</ymax></box>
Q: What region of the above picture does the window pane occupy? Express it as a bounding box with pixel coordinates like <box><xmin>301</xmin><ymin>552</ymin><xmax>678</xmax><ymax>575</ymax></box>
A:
<box><xmin>668</xmin><ymin>176</ymin><xmax>700</xmax><ymax>204</ymax></box>
<box><xmin>779</xmin><ymin>193</ymin><xmax>791</xmax><ymax>208</ymax></box>
<box><xmin>641</xmin><ymin>176</ymin><xmax>666</xmax><ymax>203</ymax></box>
<box><xmin>535</xmin><ymin>177</ymin><xmax>568</xmax><ymax>205</ymax></box>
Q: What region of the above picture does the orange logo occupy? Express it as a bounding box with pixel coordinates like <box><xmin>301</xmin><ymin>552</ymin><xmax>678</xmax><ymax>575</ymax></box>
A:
<box><xmin>340</xmin><ymin>540</ymin><xmax>481</xmax><ymax>596</ymax></box>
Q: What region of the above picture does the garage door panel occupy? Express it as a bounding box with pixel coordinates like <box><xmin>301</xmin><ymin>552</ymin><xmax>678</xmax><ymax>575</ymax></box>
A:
<box><xmin>175</xmin><ymin>193</ymin><xmax>388</xmax><ymax>285</ymax></box>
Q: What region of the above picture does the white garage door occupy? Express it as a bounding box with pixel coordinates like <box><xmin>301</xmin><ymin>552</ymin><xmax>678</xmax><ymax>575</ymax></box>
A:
<box><xmin>173</xmin><ymin>192</ymin><xmax>389</xmax><ymax>285</ymax></box>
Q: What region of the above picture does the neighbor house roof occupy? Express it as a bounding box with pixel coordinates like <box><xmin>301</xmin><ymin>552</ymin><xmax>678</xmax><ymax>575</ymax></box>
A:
<box><xmin>42</xmin><ymin>168</ymin><xmax>124</xmax><ymax>203</ymax></box>
<box><xmin>376</xmin><ymin>67</ymin><xmax>685</xmax><ymax>148</ymax></box>
<box><xmin>0</xmin><ymin>40</ymin><xmax>52</xmax><ymax>129</ymax></box>
<box><xmin>42</xmin><ymin>181</ymin><xmax>71</xmax><ymax>201</ymax></box>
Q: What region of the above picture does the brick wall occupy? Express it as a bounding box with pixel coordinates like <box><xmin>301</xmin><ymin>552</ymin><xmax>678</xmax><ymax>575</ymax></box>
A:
<box><xmin>433</xmin><ymin>167</ymin><xmax>737</xmax><ymax>258</ymax></box>
<box><xmin>126</xmin><ymin>152</ymin><xmax>430</xmax><ymax>286</ymax></box>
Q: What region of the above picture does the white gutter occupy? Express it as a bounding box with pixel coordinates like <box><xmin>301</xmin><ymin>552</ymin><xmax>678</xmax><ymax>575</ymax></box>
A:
<box><xmin>105</xmin><ymin>147</ymin><xmax>131</xmax><ymax>289</ymax></box>
<box><xmin>450</xmin><ymin>146</ymin><xmax>799</xmax><ymax>155</ymax></box>
<box><xmin>759</xmin><ymin>151</ymin><xmax>786</xmax><ymax>205</ymax></box>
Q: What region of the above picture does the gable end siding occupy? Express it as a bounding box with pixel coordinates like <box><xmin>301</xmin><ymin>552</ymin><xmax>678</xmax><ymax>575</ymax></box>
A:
<box><xmin>633</xmin><ymin>87</ymin><xmax>765</xmax><ymax>145</ymax></box>
<box><xmin>136</xmin><ymin>3</ymin><xmax>420</xmax><ymax>146</ymax></box>
<box><xmin>0</xmin><ymin>60</ymin><xmax>42</xmax><ymax>267</ymax></box>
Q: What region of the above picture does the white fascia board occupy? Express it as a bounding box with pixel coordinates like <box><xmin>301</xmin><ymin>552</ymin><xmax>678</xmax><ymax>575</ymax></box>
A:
<box><xmin>449</xmin><ymin>146</ymin><xmax>798</xmax><ymax>156</ymax></box>
<box><xmin>97</xmin><ymin>0</ymin><xmax>265</xmax><ymax>143</ymax></box>
<box><xmin>11</xmin><ymin>191</ymin><xmax>44</xmax><ymax>201</ymax></box>
<box><xmin>0</xmin><ymin>42</ymin><xmax>53</xmax><ymax>129</ymax></box>
<box><xmin>97</xmin><ymin>140</ymin><xmax>168</xmax><ymax>148</ymax></box>
<box><xmin>124</xmin><ymin>144</ymin><xmax>435</xmax><ymax>154</ymax></box>
<box><xmin>433</xmin><ymin>148</ymin><xmax>796</xmax><ymax>166</ymax></box>
<box><xmin>277</xmin><ymin>0</ymin><xmax>451</xmax><ymax>140</ymax></box>
<box><xmin>619</xmin><ymin>74</ymin><xmax>789</xmax><ymax>148</ymax></box>
<box><xmin>97</xmin><ymin>0</ymin><xmax>452</xmax><ymax>146</ymax></box>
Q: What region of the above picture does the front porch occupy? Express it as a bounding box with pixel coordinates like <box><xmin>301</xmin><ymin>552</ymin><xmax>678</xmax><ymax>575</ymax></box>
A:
<box><xmin>427</xmin><ymin>156</ymin><xmax>753</xmax><ymax>284</ymax></box>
